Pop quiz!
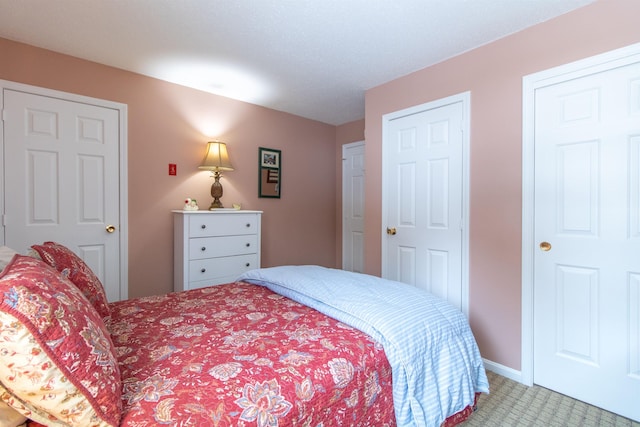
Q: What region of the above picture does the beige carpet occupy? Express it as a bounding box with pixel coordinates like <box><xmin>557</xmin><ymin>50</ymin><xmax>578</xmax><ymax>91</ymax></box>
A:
<box><xmin>464</xmin><ymin>371</ymin><xmax>639</xmax><ymax>427</ymax></box>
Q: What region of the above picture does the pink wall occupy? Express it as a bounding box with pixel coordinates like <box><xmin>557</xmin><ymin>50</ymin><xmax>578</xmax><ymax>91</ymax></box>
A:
<box><xmin>364</xmin><ymin>0</ymin><xmax>640</xmax><ymax>370</ymax></box>
<box><xmin>0</xmin><ymin>38</ymin><xmax>338</xmax><ymax>298</ymax></box>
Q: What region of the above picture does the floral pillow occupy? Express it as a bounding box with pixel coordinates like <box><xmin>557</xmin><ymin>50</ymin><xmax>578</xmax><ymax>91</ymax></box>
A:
<box><xmin>30</xmin><ymin>241</ymin><xmax>110</xmax><ymax>319</ymax></box>
<box><xmin>0</xmin><ymin>255</ymin><xmax>122</xmax><ymax>427</ymax></box>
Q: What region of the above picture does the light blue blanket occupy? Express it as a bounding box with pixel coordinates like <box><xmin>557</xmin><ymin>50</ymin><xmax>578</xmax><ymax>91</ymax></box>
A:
<box><xmin>237</xmin><ymin>265</ymin><xmax>489</xmax><ymax>427</ymax></box>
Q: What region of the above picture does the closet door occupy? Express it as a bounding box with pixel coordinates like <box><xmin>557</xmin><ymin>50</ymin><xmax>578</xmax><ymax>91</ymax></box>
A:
<box><xmin>342</xmin><ymin>141</ymin><xmax>365</xmax><ymax>273</ymax></box>
<box><xmin>382</xmin><ymin>93</ymin><xmax>469</xmax><ymax>315</ymax></box>
<box><xmin>532</xmin><ymin>56</ymin><xmax>640</xmax><ymax>422</ymax></box>
<box><xmin>3</xmin><ymin>86</ymin><xmax>127</xmax><ymax>301</ymax></box>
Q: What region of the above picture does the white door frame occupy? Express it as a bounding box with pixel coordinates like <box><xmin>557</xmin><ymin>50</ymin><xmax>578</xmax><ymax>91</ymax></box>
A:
<box><xmin>342</xmin><ymin>140</ymin><xmax>365</xmax><ymax>271</ymax></box>
<box><xmin>381</xmin><ymin>91</ymin><xmax>471</xmax><ymax>316</ymax></box>
<box><xmin>0</xmin><ymin>80</ymin><xmax>129</xmax><ymax>300</ymax></box>
<box><xmin>521</xmin><ymin>42</ymin><xmax>640</xmax><ymax>386</ymax></box>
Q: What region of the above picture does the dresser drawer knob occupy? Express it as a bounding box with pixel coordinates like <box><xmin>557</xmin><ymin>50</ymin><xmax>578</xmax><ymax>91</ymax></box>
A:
<box><xmin>246</xmin><ymin>223</ymin><xmax>251</xmax><ymax>228</ymax></box>
<box><xmin>246</xmin><ymin>243</ymin><xmax>250</xmax><ymax>247</ymax></box>
<box><xmin>201</xmin><ymin>246</ymin><xmax>206</xmax><ymax>251</ymax></box>
<box><xmin>201</xmin><ymin>268</ymin><xmax>206</xmax><ymax>273</ymax></box>
<box><xmin>245</xmin><ymin>263</ymin><xmax>250</xmax><ymax>267</ymax></box>
<box><xmin>201</xmin><ymin>224</ymin><xmax>206</xmax><ymax>229</ymax></box>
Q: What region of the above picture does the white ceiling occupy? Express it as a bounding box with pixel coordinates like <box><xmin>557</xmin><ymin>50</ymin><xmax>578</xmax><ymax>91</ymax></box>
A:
<box><xmin>0</xmin><ymin>0</ymin><xmax>594</xmax><ymax>125</ymax></box>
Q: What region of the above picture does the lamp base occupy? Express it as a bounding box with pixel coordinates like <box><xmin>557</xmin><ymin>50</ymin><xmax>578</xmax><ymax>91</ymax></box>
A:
<box><xmin>209</xmin><ymin>199</ymin><xmax>224</xmax><ymax>210</ymax></box>
<box><xmin>209</xmin><ymin>170</ymin><xmax>224</xmax><ymax>209</ymax></box>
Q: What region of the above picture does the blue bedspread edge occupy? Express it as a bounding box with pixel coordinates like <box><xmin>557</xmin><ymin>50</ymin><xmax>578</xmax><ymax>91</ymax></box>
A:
<box><xmin>237</xmin><ymin>265</ymin><xmax>489</xmax><ymax>427</ymax></box>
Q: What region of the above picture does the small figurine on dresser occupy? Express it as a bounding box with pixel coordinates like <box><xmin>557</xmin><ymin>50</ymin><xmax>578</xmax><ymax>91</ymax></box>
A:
<box><xmin>183</xmin><ymin>198</ymin><xmax>199</xmax><ymax>211</ymax></box>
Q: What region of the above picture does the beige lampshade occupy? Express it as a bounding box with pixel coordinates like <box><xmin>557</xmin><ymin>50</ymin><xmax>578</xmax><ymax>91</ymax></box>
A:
<box><xmin>198</xmin><ymin>141</ymin><xmax>234</xmax><ymax>171</ymax></box>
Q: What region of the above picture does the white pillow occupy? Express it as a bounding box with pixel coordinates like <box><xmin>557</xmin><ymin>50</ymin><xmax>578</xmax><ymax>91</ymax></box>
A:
<box><xmin>0</xmin><ymin>400</ymin><xmax>27</xmax><ymax>427</ymax></box>
<box><xmin>0</xmin><ymin>246</ymin><xmax>18</xmax><ymax>273</ymax></box>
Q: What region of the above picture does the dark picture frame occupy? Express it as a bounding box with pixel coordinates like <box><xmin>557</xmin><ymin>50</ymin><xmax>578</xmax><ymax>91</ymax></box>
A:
<box><xmin>259</xmin><ymin>147</ymin><xmax>281</xmax><ymax>198</ymax></box>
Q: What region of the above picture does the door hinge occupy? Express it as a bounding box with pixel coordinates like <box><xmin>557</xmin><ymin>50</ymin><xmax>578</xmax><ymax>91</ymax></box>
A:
<box><xmin>1</xmin><ymin>214</ymin><xmax>6</xmax><ymax>226</ymax></box>
<box><xmin>1</xmin><ymin>109</ymin><xmax>6</xmax><ymax>121</ymax></box>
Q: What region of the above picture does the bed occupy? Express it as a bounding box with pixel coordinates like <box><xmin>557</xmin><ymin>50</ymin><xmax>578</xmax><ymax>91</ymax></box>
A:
<box><xmin>0</xmin><ymin>242</ymin><xmax>488</xmax><ymax>427</ymax></box>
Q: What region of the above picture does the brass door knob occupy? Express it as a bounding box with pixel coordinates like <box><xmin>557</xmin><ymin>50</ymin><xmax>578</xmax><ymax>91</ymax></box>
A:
<box><xmin>106</xmin><ymin>225</ymin><xmax>116</xmax><ymax>233</ymax></box>
<box><xmin>539</xmin><ymin>241</ymin><xmax>552</xmax><ymax>251</ymax></box>
<box><xmin>387</xmin><ymin>227</ymin><xmax>397</xmax><ymax>236</ymax></box>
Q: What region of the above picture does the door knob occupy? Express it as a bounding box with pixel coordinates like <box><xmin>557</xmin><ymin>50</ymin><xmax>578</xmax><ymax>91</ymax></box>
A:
<box><xmin>539</xmin><ymin>241</ymin><xmax>551</xmax><ymax>251</ymax></box>
<box><xmin>386</xmin><ymin>227</ymin><xmax>397</xmax><ymax>236</ymax></box>
<box><xmin>105</xmin><ymin>225</ymin><xmax>116</xmax><ymax>233</ymax></box>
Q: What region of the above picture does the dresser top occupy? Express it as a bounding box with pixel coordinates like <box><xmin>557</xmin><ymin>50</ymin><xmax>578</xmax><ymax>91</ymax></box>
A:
<box><xmin>172</xmin><ymin>209</ymin><xmax>263</xmax><ymax>214</ymax></box>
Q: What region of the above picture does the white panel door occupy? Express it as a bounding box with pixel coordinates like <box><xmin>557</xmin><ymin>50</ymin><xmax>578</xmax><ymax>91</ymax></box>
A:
<box><xmin>533</xmin><ymin>61</ymin><xmax>640</xmax><ymax>421</ymax></box>
<box><xmin>383</xmin><ymin>98</ymin><xmax>465</xmax><ymax>312</ymax></box>
<box><xmin>342</xmin><ymin>141</ymin><xmax>365</xmax><ymax>273</ymax></box>
<box><xmin>2</xmin><ymin>88</ymin><xmax>124</xmax><ymax>301</ymax></box>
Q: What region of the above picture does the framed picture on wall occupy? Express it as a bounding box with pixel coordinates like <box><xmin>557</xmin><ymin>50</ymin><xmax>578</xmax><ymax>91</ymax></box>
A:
<box><xmin>260</xmin><ymin>149</ymin><xmax>280</xmax><ymax>168</ymax></box>
<box><xmin>259</xmin><ymin>147</ymin><xmax>281</xmax><ymax>198</ymax></box>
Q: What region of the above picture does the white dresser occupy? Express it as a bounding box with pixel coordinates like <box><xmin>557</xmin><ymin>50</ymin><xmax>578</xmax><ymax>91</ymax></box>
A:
<box><xmin>173</xmin><ymin>210</ymin><xmax>262</xmax><ymax>292</ymax></box>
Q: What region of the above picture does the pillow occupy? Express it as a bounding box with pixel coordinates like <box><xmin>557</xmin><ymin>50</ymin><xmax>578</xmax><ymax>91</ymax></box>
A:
<box><xmin>30</xmin><ymin>242</ymin><xmax>110</xmax><ymax>319</ymax></box>
<box><xmin>0</xmin><ymin>255</ymin><xmax>122</xmax><ymax>427</ymax></box>
<box><xmin>0</xmin><ymin>399</ymin><xmax>26</xmax><ymax>427</ymax></box>
<box><xmin>0</xmin><ymin>246</ymin><xmax>18</xmax><ymax>273</ymax></box>
<box><xmin>0</xmin><ymin>384</ymin><xmax>43</xmax><ymax>427</ymax></box>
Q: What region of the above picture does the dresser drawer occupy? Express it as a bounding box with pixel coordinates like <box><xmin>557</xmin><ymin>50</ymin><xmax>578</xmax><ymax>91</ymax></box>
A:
<box><xmin>189</xmin><ymin>235</ymin><xmax>258</xmax><ymax>259</ymax></box>
<box><xmin>188</xmin><ymin>254</ymin><xmax>258</xmax><ymax>283</ymax></box>
<box><xmin>189</xmin><ymin>214</ymin><xmax>258</xmax><ymax>237</ymax></box>
<box><xmin>188</xmin><ymin>275</ymin><xmax>242</xmax><ymax>290</ymax></box>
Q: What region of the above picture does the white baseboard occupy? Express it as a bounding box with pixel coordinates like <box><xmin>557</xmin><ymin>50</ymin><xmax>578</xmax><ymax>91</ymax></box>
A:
<box><xmin>483</xmin><ymin>358</ymin><xmax>524</xmax><ymax>384</ymax></box>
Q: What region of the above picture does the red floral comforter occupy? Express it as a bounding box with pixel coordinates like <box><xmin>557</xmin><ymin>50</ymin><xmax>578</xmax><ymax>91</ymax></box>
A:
<box><xmin>108</xmin><ymin>282</ymin><xmax>396</xmax><ymax>426</ymax></box>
